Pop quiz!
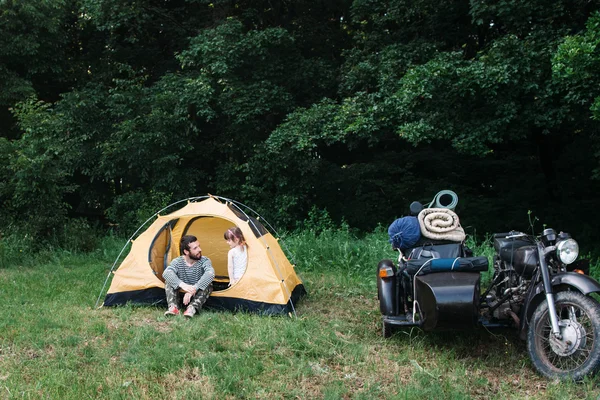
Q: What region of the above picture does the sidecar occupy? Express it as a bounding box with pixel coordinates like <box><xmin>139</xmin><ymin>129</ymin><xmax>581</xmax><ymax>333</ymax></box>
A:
<box><xmin>377</xmin><ymin>238</ymin><xmax>489</xmax><ymax>337</ymax></box>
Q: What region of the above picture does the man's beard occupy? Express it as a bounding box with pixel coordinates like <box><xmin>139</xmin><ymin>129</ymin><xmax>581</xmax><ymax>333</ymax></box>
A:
<box><xmin>189</xmin><ymin>253</ymin><xmax>201</xmax><ymax>261</ymax></box>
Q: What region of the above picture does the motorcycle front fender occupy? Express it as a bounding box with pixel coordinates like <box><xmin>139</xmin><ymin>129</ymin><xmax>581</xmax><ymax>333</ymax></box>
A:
<box><xmin>529</xmin><ymin>272</ymin><xmax>600</xmax><ymax>298</ymax></box>
<box><xmin>519</xmin><ymin>272</ymin><xmax>600</xmax><ymax>339</ymax></box>
<box><xmin>549</xmin><ymin>272</ymin><xmax>600</xmax><ymax>295</ymax></box>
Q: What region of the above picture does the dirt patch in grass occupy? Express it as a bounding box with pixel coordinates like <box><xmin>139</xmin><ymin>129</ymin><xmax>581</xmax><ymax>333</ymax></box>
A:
<box><xmin>138</xmin><ymin>317</ymin><xmax>172</xmax><ymax>334</ymax></box>
<box><xmin>289</xmin><ymin>373</ymin><xmax>329</xmax><ymax>398</ymax></box>
<box><xmin>460</xmin><ymin>367</ymin><xmax>547</xmax><ymax>399</ymax></box>
<box><xmin>162</xmin><ymin>367</ymin><xmax>215</xmax><ymax>398</ymax></box>
<box><xmin>363</xmin><ymin>344</ymin><xmax>414</xmax><ymax>385</ymax></box>
<box><xmin>24</xmin><ymin>347</ymin><xmax>41</xmax><ymax>360</ymax></box>
<box><xmin>101</xmin><ymin>310</ymin><xmax>173</xmax><ymax>334</ymax></box>
<box><xmin>289</xmin><ymin>357</ymin><xmax>413</xmax><ymax>398</ymax></box>
<box><xmin>0</xmin><ymin>344</ymin><xmax>13</xmax><ymax>360</ymax></box>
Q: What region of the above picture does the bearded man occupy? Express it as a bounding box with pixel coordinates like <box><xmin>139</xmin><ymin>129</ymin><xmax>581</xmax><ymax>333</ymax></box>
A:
<box><xmin>162</xmin><ymin>235</ymin><xmax>215</xmax><ymax>318</ymax></box>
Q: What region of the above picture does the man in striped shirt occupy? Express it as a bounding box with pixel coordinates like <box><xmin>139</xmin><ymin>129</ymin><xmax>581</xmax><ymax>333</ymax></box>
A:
<box><xmin>162</xmin><ymin>235</ymin><xmax>215</xmax><ymax>318</ymax></box>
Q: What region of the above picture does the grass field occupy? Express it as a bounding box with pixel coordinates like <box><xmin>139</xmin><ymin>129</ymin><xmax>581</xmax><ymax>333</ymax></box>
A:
<box><xmin>1</xmin><ymin>229</ymin><xmax>599</xmax><ymax>399</ymax></box>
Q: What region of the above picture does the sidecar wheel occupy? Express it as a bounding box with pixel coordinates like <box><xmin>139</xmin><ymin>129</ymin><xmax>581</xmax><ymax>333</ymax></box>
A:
<box><xmin>527</xmin><ymin>291</ymin><xmax>600</xmax><ymax>380</ymax></box>
<box><xmin>383</xmin><ymin>321</ymin><xmax>394</xmax><ymax>338</ymax></box>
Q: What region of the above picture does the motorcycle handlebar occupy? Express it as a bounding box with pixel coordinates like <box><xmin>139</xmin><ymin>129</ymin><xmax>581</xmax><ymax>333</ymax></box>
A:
<box><xmin>493</xmin><ymin>232</ymin><xmax>512</xmax><ymax>238</ymax></box>
<box><xmin>493</xmin><ymin>231</ymin><xmax>527</xmax><ymax>239</ymax></box>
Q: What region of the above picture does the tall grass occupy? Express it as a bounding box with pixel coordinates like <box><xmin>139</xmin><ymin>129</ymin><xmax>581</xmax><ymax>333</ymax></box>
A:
<box><xmin>283</xmin><ymin>225</ymin><xmax>390</xmax><ymax>284</ymax></box>
<box><xmin>0</xmin><ymin>227</ymin><xmax>599</xmax><ymax>399</ymax></box>
<box><xmin>0</xmin><ymin>219</ymin><xmax>117</xmax><ymax>269</ymax></box>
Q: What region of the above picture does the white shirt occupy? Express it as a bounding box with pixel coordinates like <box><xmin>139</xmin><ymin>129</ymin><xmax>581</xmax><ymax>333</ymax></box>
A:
<box><xmin>229</xmin><ymin>245</ymin><xmax>248</xmax><ymax>281</ymax></box>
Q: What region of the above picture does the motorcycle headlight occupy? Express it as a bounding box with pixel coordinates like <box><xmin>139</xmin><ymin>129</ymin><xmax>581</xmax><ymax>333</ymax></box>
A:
<box><xmin>556</xmin><ymin>239</ymin><xmax>579</xmax><ymax>265</ymax></box>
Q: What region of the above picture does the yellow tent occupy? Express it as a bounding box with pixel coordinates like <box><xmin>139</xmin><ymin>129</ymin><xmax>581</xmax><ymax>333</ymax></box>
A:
<box><xmin>100</xmin><ymin>196</ymin><xmax>305</xmax><ymax>315</ymax></box>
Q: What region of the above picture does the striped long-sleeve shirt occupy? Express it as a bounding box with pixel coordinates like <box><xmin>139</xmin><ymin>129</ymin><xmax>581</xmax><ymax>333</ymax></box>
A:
<box><xmin>162</xmin><ymin>256</ymin><xmax>215</xmax><ymax>291</ymax></box>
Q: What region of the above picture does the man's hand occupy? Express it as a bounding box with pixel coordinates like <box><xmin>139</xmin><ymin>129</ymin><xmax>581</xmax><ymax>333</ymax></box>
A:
<box><xmin>183</xmin><ymin>292</ymin><xmax>193</xmax><ymax>306</ymax></box>
<box><xmin>180</xmin><ymin>283</ymin><xmax>197</xmax><ymax>294</ymax></box>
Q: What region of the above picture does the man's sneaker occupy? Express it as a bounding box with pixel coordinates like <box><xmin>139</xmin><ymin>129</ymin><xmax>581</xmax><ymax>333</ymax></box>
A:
<box><xmin>183</xmin><ymin>306</ymin><xmax>196</xmax><ymax>319</ymax></box>
<box><xmin>164</xmin><ymin>306</ymin><xmax>180</xmax><ymax>316</ymax></box>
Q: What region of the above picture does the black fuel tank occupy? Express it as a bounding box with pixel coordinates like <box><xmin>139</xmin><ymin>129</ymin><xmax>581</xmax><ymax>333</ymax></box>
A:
<box><xmin>496</xmin><ymin>235</ymin><xmax>536</xmax><ymax>272</ymax></box>
<box><xmin>512</xmin><ymin>245</ymin><xmax>539</xmax><ymax>277</ymax></box>
<box><xmin>494</xmin><ymin>235</ymin><xmax>534</xmax><ymax>254</ymax></box>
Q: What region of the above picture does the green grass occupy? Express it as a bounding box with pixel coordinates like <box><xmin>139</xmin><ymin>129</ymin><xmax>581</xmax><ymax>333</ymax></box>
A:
<box><xmin>0</xmin><ymin>229</ymin><xmax>599</xmax><ymax>399</ymax></box>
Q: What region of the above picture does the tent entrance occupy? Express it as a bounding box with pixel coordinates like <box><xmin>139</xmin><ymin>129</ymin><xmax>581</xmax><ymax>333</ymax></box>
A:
<box><xmin>182</xmin><ymin>216</ymin><xmax>236</xmax><ymax>282</ymax></box>
<box><xmin>148</xmin><ymin>220</ymin><xmax>178</xmax><ymax>282</ymax></box>
<box><xmin>148</xmin><ymin>216</ymin><xmax>239</xmax><ymax>290</ymax></box>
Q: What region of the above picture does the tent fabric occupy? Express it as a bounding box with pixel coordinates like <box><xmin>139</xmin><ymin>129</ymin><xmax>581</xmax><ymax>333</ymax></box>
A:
<box><xmin>103</xmin><ymin>196</ymin><xmax>306</xmax><ymax>315</ymax></box>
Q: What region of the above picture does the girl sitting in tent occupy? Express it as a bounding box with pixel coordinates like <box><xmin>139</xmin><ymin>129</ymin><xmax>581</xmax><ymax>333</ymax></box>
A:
<box><xmin>224</xmin><ymin>227</ymin><xmax>248</xmax><ymax>286</ymax></box>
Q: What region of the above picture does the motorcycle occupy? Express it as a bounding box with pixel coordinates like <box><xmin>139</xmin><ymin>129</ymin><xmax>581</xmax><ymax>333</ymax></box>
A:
<box><xmin>377</xmin><ymin>202</ymin><xmax>600</xmax><ymax>380</ymax></box>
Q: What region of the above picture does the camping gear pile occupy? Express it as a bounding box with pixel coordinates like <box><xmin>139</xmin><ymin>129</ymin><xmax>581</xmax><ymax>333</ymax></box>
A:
<box><xmin>387</xmin><ymin>190</ymin><xmax>465</xmax><ymax>251</ymax></box>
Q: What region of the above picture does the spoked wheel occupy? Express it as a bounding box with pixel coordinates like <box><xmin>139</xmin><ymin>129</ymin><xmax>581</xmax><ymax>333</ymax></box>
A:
<box><xmin>527</xmin><ymin>291</ymin><xmax>600</xmax><ymax>380</ymax></box>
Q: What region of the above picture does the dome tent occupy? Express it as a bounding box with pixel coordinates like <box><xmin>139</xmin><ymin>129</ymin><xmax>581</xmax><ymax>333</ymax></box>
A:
<box><xmin>97</xmin><ymin>195</ymin><xmax>305</xmax><ymax>315</ymax></box>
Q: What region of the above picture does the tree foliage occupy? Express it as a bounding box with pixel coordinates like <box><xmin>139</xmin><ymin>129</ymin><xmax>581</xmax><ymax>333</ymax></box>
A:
<box><xmin>2</xmin><ymin>0</ymin><xmax>600</xmax><ymax>251</ymax></box>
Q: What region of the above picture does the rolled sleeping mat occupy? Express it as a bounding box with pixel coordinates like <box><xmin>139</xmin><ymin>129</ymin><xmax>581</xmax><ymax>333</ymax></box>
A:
<box><xmin>428</xmin><ymin>257</ymin><xmax>488</xmax><ymax>272</ymax></box>
<box><xmin>402</xmin><ymin>256</ymin><xmax>489</xmax><ymax>275</ymax></box>
<box><xmin>428</xmin><ymin>190</ymin><xmax>459</xmax><ymax>210</ymax></box>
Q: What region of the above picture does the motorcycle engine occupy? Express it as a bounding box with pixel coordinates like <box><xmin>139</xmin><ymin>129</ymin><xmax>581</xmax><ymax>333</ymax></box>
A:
<box><xmin>487</xmin><ymin>257</ymin><xmax>529</xmax><ymax>323</ymax></box>
<box><xmin>491</xmin><ymin>286</ymin><xmax>526</xmax><ymax>322</ymax></box>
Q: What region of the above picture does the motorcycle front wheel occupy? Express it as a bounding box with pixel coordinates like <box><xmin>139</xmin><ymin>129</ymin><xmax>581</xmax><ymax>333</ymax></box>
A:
<box><xmin>527</xmin><ymin>291</ymin><xmax>600</xmax><ymax>380</ymax></box>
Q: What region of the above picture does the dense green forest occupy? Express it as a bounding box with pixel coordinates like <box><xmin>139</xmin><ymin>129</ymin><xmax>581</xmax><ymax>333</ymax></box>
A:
<box><xmin>2</xmin><ymin>0</ymin><xmax>600</xmax><ymax>252</ymax></box>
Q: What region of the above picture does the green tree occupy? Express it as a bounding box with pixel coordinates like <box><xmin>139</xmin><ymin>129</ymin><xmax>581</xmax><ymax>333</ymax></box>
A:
<box><xmin>0</xmin><ymin>0</ymin><xmax>83</xmax><ymax>139</ymax></box>
<box><xmin>258</xmin><ymin>0</ymin><xmax>600</xmax><ymax>237</ymax></box>
<box><xmin>553</xmin><ymin>11</ymin><xmax>600</xmax><ymax>176</ymax></box>
<box><xmin>3</xmin><ymin>4</ymin><xmax>348</xmax><ymax>233</ymax></box>
<box><xmin>4</xmin><ymin>0</ymin><xmax>600</xmax><ymax>250</ymax></box>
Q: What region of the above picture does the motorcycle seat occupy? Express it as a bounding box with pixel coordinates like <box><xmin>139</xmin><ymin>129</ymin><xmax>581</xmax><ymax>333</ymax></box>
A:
<box><xmin>493</xmin><ymin>236</ymin><xmax>534</xmax><ymax>253</ymax></box>
<box><xmin>401</xmin><ymin>256</ymin><xmax>489</xmax><ymax>276</ymax></box>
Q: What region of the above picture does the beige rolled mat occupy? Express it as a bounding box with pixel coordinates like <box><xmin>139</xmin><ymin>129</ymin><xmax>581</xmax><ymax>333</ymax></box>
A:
<box><xmin>418</xmin><ymin>207</ymin><xmax>466</xmax><ymax>242</ymax></box>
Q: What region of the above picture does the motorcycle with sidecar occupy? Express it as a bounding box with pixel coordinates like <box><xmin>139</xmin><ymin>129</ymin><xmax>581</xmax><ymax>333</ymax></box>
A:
<box><xmin>377</xmin><ymin>201</ymin><xmax>600</xmax><ymax>380</ymax></box>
